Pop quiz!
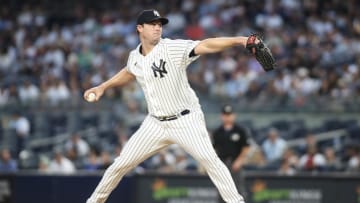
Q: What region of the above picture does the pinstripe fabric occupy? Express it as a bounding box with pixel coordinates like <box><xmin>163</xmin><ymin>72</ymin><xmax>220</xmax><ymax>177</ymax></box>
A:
<box><xmin>87</xmin><ymin>116</ymin><xmax>170</xmax><ymax>203</ymax></box>
<box><xmin>126</xmin><ymin>38</ymin><xmax>201</xmax><ymax>116</ymax></box>
<box><xmin>167</xmin><ymin>110</ymin><xmax>244</xmax><ymax>203</ymax></box>
<box><xmin>87</xmin><ymin>38</ymin><xmax>245</xmax><ymax>203</ymax></box>
<box><xmin>87</xmin><ymin>111</ymin><xmax>244</xmax><ymax>203</ymax></box>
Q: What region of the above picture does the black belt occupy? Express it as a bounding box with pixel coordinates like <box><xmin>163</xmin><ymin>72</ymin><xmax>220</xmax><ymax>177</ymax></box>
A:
<box><xmin>153</xmin><ymin>109</ymin><xmax>190</xmax><ymax>121</ymax></box>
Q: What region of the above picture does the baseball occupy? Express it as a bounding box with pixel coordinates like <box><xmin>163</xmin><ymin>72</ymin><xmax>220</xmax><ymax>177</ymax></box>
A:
<box><xmin>87</xmin><ymin>92</ymin><xmax>96</xmax><ymax>102</ymax></box>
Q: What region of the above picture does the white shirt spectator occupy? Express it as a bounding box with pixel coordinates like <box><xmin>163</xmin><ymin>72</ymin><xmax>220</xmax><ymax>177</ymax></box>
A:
<box><xmin>64</xmin><ymin>134</ymin><xmax>90</xmax><ymax>157</ymax></box>
<box><xmin>0</xmin><ymin>47</ymin><xmax>16</xmax><ymax>72</ymax></box>
<box><xmin>46</xmin><ymin>80</ymin><xmax>71</xmax><ymax>105</ymax></box>
<box><xmin>274</xmin><ymin>73</ymin><xmax>292</xmax><ymax>94</ymax></box>
<box><xmin>17</xmin><ymin>9</ymin><xmax>33</xmax><ymax>26</ymax></box>
<box><xmin>15</xmin><ymin>117</ymin><xmax>30</xmax><ymax>136</ymax></box>
<box><xmin>235</xmin><ymin>68</ymin><xmax>257</xmax><ymax>95</ymax></box>
<box><xmin>220</xmin><ymin>6</ymin><xmax>245</xmax><ymax>24</ymax></box>
<box><xmin>19</xmin><ymin>81</ymin><xmax>40</xmax><ymax>103</ymax></box>
<box><xmin>290</xmin><ymin>68</ymin><xmax>321</xmax><ymax>96</ymax></box>
<box><xmin>280</xmin><ymin>0</ymin><xmax>300</xmax><ymax>10</ymax></box>
<box><xmin>48</xmin><ymin>153</ymin><xmax>76</xmax><ymax>174</ymax></box>
<box><xmin>0</xmin><ymin>87</ymin><xmax>9</xmax><ymax>106</ymax></box>
<box><xmin>307</xmin><ymin>16</ymin><xmax>334</xmax><ymax>37</ymax></box>
<box><xmin>15</xmin><ymin>28</ymin><xmax>26</xmax><ymax>48</ymax></box>
<box><xmin>181</xmin><ymin>0</ymin><xmax>195</xmax><ymax>12</ymax></box>
<box><xmin>262</xmin><ymin>128</ymin><xmax>287</xmax><ymax>162</ymax></box>
<box><xmin>218</xmin><ymin>53</ymin><xmax>237</xmax><ymax>73</ymax></box>
<box><xmin>199</xmin><ymin>13</ymin><xmax>219</xmax><ymax>30</ymax></box>
<box><xmin>256</xmin><ymin>12</ymin><xmax>284</xmax><ymax>30</ymax></box>
<box><xmin>166</xmin><ymin>10</ymin><xmax>186</xmax><ymax>33</ymax></box>
<box><xmin>43</xmin><ymin>47</ymin><xmax>65</xmax><ymax>78</ymax></box>
<box><xmin>9</xmin><ymin>114</ymin><xmax>30</xmax><ymax>137</ymax></box>
<box><xmin>60</xmin><ymin>27</ymin><xmax>74</xmax><ymax>44</ymax></box>
<box><xmin>347</xmin><ymin>155</ymin><xmax>359</xmax><ymax>171</ymax></box>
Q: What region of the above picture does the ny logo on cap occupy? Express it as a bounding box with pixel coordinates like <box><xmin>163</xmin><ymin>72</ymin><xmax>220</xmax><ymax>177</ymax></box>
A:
<box><xmin>153</xmin><ymin>10</ymin><xmax>160</xmax><ymax>17</ymax></box>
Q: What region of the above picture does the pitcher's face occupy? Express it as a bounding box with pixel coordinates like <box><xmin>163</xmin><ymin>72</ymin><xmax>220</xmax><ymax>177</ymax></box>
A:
<box><xmin>137</xmin><ymin>20</ymin><xmax>163</xmax><ymax>45</ymax></box>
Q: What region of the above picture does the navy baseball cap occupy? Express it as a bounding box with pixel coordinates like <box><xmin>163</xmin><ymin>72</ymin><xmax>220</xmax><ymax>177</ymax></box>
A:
<box><xmin>221</xmin><ymin>104</ymin><xmax>234</xmax><ymax>114</ymax></box>
<box><xmin>136</xmin><ymin>9</ymin><xmax>169</xmax><ymax>25</ymax></box>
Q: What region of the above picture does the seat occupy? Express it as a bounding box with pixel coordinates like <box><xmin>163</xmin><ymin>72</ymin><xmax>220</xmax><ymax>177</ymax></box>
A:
<box><xmin>49</xmin><ymin>112</ymin><xmax>68</xmax><ymax>135</ymax></box>
<box><xmin>270</xmin><ymin>120</ymin><xmax>291</xmax><ymax>131</ymax></box>
<box><xmin>322</xmin><ymin>118</ymin><xmax>342</xmax><ymax>131</ymax></box>
<box><xmin>80</xmin><ymin>112</ymin><xmax>99</xmax><ymax>129</ymax></box>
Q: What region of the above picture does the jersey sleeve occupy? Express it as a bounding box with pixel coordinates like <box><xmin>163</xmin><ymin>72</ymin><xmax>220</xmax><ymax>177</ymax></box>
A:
<box><xmin>125</xmin><ymin>51</ymin><xmax>136</xmax><ymax>74</ymax></box>
<box><xmin>165</xmin><ymin>38</ymin><xmax>200</xmax><ymax>68</ymax></box>
<box><xmin>238</xmin><ymin>126</ymin><xmax>251</xmax><ymax>147</ymax></box>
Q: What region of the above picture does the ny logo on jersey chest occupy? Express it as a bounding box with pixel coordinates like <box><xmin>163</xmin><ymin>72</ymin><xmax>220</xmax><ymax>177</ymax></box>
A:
<box><xmin>151</xmin><ymin>59</ymin><xmax>167</xmax><ymax>78</ymax></box>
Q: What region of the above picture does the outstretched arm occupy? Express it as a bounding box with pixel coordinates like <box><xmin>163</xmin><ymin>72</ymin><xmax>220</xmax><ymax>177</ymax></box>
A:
<box><xmin>83</xmin><ymin>68</ymin><xmax>135</xmax><ymax>102</ymax></box>
<box><xmin>193</xmin><ymin>37</ymin><xmax>248</xmax><ymax>55</ymax></box>
<box><xmin>232</xmin><ymin>146</ymin><xmax>250</xmax><ymax>172</ymax></box>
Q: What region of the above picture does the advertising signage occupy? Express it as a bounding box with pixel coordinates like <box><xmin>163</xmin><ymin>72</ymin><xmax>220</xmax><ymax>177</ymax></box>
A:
<box><xmin>0</xmin><ymin>175</ymin><xmax>13</xmax><ymax>203</ymax></box>
<box><xmin>135</xmin><ymin>173</ymin><xmax>360</xmax><ymax>203</ymax></box>
<box><xmin>134</xmin><ymin>174</ymin><xmax>219</xmax><ymax>203</ymax></box>
<box><xmin>245</xmin><ymin>174</ymin><xmax>360</xmax><ymax>203</ymax></box>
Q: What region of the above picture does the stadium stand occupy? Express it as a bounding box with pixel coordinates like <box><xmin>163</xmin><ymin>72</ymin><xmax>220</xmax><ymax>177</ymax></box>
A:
<box><xmin>0</xmin><ymin>0</ymin><xmax>359</xmax><ymax>174</ymax></box>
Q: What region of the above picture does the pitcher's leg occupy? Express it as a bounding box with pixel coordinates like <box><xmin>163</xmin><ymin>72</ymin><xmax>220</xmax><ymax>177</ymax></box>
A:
<box><xmin>169</xmin><ymin>112</ymin><xmax>245</xmax><ymax>203</ymax></box>
<box><xmin>87</xmin><ymin>117</ymin><xmax>169</xmax><ymax>203</ymax></box>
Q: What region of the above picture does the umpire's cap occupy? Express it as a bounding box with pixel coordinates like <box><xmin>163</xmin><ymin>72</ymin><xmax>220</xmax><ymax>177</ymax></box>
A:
<box><xmin>221</xmin><ymin>104</ymin><xmax>234</xmax><ymax>115</ymax></box>
<box><xmin>136</xmin><ymin>9</ymin><xmax>168</xmax><ymax>25</ymax></box>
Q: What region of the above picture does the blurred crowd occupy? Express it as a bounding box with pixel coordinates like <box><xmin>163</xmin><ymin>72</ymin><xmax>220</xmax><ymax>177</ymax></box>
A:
<box><xmin>1</xmin><ymin>118</ymin><xmax>359</xmax><ymax>175</ymax></box>
<box><xmin>0</xmin><ymin>0</ymin><xmax>360</xmax><ymax>174</ymax></box>
<box><xmin>1</xmin><ymin>0</ymin><xmax>360</xmax><ymax>109</ymax></box>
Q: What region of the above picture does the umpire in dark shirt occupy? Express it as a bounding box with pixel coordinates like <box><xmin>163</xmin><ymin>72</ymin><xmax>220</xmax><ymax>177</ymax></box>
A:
<box><xmin>212</xmin><ymin>104</ymin><xmax>250</xmax><ymax>200</ymax></box>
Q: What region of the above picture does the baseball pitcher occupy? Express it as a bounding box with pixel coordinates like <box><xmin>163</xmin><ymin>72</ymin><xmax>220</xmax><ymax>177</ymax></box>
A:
<box><xmin>84</xmin><ymin>9</ymin><xmax>275</xmax><ymax>203</ymax></box>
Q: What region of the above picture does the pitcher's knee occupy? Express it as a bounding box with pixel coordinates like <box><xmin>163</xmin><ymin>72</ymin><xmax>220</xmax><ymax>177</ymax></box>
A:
<box><xmin>198</xmin><ymin>154</ymin><xmax>223</xmax><ymax>169</ymax></box>
<box><xmin>108</xmin><ymin>156</ymin><xmax>136</xmax><ymax>173</ymax></box>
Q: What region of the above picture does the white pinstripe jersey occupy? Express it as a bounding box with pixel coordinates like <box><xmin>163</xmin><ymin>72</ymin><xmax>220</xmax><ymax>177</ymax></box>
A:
<box><xmin>126</xmin><ymin>38</ymin><xmax>201</xmax><ymax>117</ymax></box>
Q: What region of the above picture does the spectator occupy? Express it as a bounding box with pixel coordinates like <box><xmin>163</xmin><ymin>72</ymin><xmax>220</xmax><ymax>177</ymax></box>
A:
<box><xmin>83</xmin><ymin>149</ymin><xmax>101</xmax><ymax>172</ymax></box>
<box><xmin>323</xmin><ymin>147</ymin><xmax>342</xmax><ymax>171</ymax></box>
<box><xmin>282</xmin><ymin>148</ymin><xmax>299</xmax><ymax>169</ymax></box>
<box><xmin>170</xmin><ymin>144</ymin><xmax>198</xmax><ymax>172</ymax></box>
<box><xmin>297</xmin><ymin>134</ymin><xmax>318</xmax><ymax>155</ymax></box>
<box><xmin>8</xmin><ymin>111</ymin><xmax>30</xmax><ymax>156</ymax></box>
<box><xmin>0</xmin><ymin>86</ymin><xmax>9</xmax><ymax>106</ymax></box>
<box><xmin>48</xmin><ymin>148</ymin><xmax>76</xmax><ymax>174</ymax></box>
<box><xmin>99</xmin><ymin>150</ymin><xmax>113</xmax><ymax>170</ymax></box>
<box><xmin>0</xmin><ymin>149</ymin><xmax>17</xmax><ymax>172</ymax></box>
<box><xmin>261</xmin><ymin>128</ymin><xmax>287</xmax><ymax>163</ymax></box>
<box><xmin>278</xmin><ymin>158</ymin><xmax>296</xmax><ymax>176</ymax></box>
<box><xmin>18</xmin><ymin>80</ymin><xmax>40</xmax><ymax>105</ymax></box>
<box><xmin>278</xmin><ymin>148</ymin><xmax>299</xmax><ymax>175</ymax></box>
<box><xmin>64</xmin><ymin>132</ymin><xmax>90</xmax><ymax>160</ymax></box>
<box><xmin>6</xmin><ymin>84</ymin><xmax>20</xmax><ymax>105</ymax></box>
<box><xmin>0</xmin><ymin>0</ymin><xmax>359</xmax><ymax>173</ymax></box>
<box><xmin>346</xmin><ymin>145</ymin><xmax>359</xmax><ymax>172</ymax></box>
<box><xmin>244</xmin><ymin>148</ymin><xmax>268</xmax><ymax>171</ymax></box>
<box><xmin>38</xmin><ymin>155</ymin><xmax>50</xmax><ymax>173</ymax></box>
<box><xmin>45</xmin><ymin>77</ymin><xmax>71</xmax><ymax>106</ymax></box>
<box><xmin>122</xmin><ymin>100</ymin><xmax>146</xmax><ymax>133</ymax></box>
<box><xmin>148</xmin><ymin>148</ymin><xmax>176</xmax><ymax>173</ymax></box>
<box><xmin>0</xmin><ymin>46</ymin><xmax>16</xmax><ymax>73</ymax></box>
<box><xmin>298</xmin><ymin>145</ymin><xmax>326</xmax><ymax>172</ymax></box>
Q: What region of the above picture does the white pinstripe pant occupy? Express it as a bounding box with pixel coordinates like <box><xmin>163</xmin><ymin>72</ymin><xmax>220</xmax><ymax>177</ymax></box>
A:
<box><xmin>86</xmin><ymin>110</ymin><xmax>244</xmax><ymax>203</ymax></box>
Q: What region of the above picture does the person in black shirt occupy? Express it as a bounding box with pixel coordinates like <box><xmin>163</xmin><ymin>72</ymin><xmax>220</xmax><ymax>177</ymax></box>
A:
<box><xmin>212</xmin><ymin>104</ymin><xmax>251</xmax><ymax>200</ymax></box>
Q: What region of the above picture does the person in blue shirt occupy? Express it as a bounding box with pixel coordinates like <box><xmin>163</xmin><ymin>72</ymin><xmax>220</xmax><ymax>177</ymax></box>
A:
<box><xmin>0</xmin><ymin>148</ymin><xmax>17</xmax><ymax>172</ymax></box>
